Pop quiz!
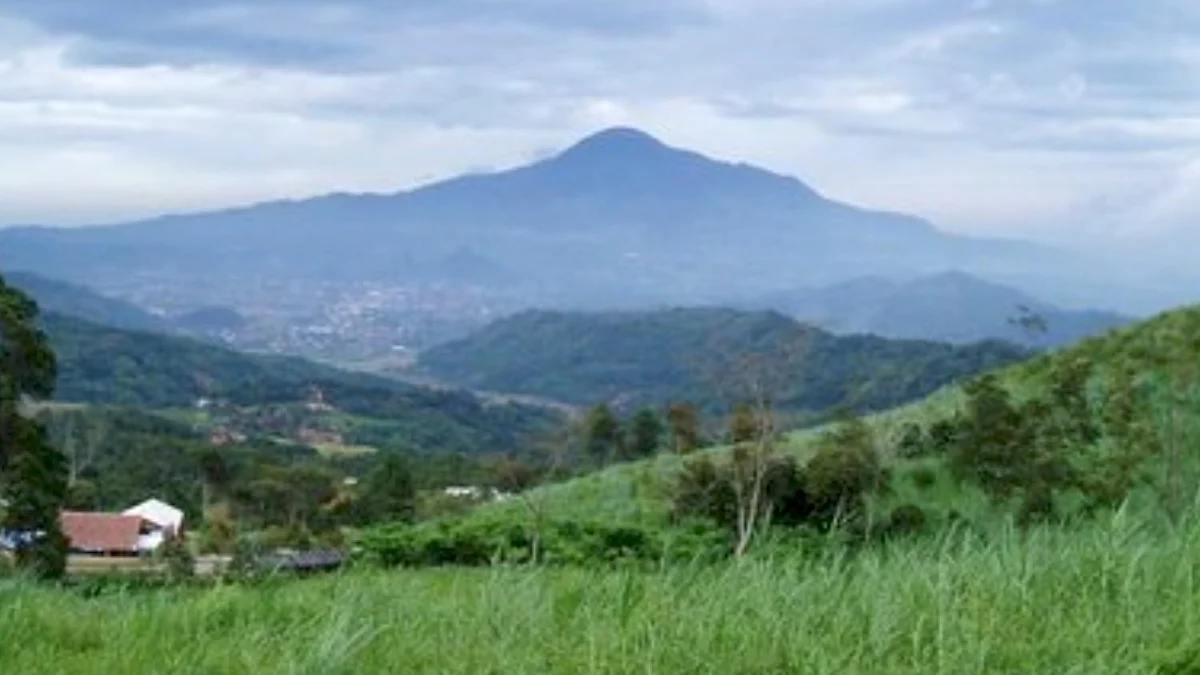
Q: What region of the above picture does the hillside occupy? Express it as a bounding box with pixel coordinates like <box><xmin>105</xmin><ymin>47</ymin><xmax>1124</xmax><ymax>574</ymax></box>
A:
<box><xmin>0</xmin><ymin>128</ymin><xmax>1066</xmax><ymax>308</ymax></box>
<box><xmin>418</xmin><ymin>308</ymin><xmax>1029</xmax><ymax>413</ymax></box>
<box><xmin>748</xmin><ymin>271</ymin><xmax>1133</xmax><ymax>347</ymax></box>
<box><xmin>41</xmin><ymin>312</ymin><xmax>562</xmax><ymax>456</ymax></box>
<box><xmin>436</xmin><ymin>302</ymin><xmax>1200</xmax><ymax>529</ymax></box>
<box><xmin>5</xmin><ymin>270</ymin><xmax>168</xmax><ymax>332</ymax></box>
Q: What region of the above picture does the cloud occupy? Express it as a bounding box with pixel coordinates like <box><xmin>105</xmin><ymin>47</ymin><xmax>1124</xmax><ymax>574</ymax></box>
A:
<box><xmin>0</xmin><ymin>0</ymin><xmax>1198</xmax><ymax>250</ymax></box>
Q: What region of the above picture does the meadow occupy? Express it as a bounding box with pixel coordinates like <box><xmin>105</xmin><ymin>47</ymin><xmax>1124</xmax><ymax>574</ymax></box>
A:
<box><xmin>5</xmin><ymin>509</ymin><xmax>1200</xmax><ymax>674</ymax></box>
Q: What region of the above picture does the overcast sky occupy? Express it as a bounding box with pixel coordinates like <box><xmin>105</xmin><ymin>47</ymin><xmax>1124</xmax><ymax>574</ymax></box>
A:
<box><xmin>2</xmin><ymin>0</ymin><xmax>1198</xmax><ymax>250</ymax></box>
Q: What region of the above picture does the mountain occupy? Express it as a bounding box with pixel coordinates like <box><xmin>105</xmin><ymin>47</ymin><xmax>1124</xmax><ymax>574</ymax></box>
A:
<box><xmin>0</xmin><ymin>127</ymin><xmax>1063</xmax><ymax>307</ymax></box>
<box><xmin>745</xmin><ymin>271</ymin><xmax>1134</xmax><ymax>347</ymax></box>
<box><xmin>418</xmin><ymin>307</ymin><xmax>1030</xmax><ymax>414</ymax></box>
<box><xmin>5</xmin><ymin>270</ymin><xmax>168</xmax><ymax>332</ymax></box>
<box><xmin>40</xmin><ymin>312</ymin><xmax>561</xmax><ymax>456</ymax></box>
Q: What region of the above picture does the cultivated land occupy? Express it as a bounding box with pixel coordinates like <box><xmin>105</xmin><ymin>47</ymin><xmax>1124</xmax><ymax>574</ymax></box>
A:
<box><xmin>5</xmin><ymin>513</ymin><xmax>1200</xmax><ymax>674</ymax></box>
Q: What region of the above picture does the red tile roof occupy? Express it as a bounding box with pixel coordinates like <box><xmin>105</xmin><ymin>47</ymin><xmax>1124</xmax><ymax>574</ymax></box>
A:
<box><xmin>60</xmin><ymin>512</ymin><xmax>143</xmax><ymax>553</ymax></box>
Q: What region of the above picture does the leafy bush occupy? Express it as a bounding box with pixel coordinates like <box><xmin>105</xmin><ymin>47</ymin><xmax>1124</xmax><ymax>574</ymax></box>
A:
<box><xmin>356</xmin><ymin>516</ymin><xmax>727</xmax><ymax>569</ymax></box>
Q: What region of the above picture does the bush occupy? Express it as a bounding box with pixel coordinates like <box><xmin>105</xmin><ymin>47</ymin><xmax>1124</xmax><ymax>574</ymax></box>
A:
<box><xmin>356</xmin><ymin>516</ymin><xmax>727</xmax><ymax>569</ymax></box>
<box><xmin>803</xmin><ymin>436</ymin><xmax>888</xmax><ymax>527</ymax></box>
<box><xmin>882</xmin><ymin>504</ymin><xmax>929</xmax><ymax>538</ymax></box>
<box><xmin>670</xmin><ymin>456</ymin><xmax>736</xmax><ymax>527</ymax></box>
<box><xmin>157</xmin><ymin>535</ymin><xmax>196</xmax><ymax>582</ymax></box>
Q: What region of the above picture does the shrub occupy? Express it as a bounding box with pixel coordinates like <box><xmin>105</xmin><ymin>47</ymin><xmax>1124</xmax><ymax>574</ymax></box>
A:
<box><xmin>157</xmin><ymin>535</ymin><xmax>195</xmax><ymax>582</ymax></box>
<box><xmin>356</xmin><ymin>516</ymin><xmax>727</xmax><ymax>569</ymax></box>
<box><xmin>670</xmin><ymin>456</ymin><xmax>736</xmax><ymax>527</ymax></box>
<box><xmin>882</xmin><ymin>504</ymin><xmax>928</xmax><ymax>538</ymax></box>
<box><xmin>803</xmin><ymin>422</ymin><xmax>889</xmax><ymax>527</ymax></box>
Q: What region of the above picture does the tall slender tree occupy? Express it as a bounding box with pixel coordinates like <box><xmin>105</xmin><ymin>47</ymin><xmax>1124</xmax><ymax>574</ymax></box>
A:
<box><xmin>626</xmin><ymin>408</ymin><xmax>664</xmax><ymax>460</ymax></box>
<box><xmin>0</xmin><ymin>274</ymin><xmax>68</xmax><ymax>578</ymax></box>
<box><xmin>584</xmin><ymin>404</ymin><xmax>622</xmax><ymax>466</ymax></box>
<box><xmin>666</xmin><ymin>403</ymin><xmax>701</xmax><ymax>455</ymax></box>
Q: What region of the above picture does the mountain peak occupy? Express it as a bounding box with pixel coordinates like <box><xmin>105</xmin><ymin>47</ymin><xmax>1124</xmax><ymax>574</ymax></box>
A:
<box><xmin>550</xmin><ymin>127</ymin><xmax>677</xmax><ymax>169</ymax></box>
<box><xmin>564</xmin><ymin>127</ymin><xmax>667</xmax><ymax>154</ymax></box>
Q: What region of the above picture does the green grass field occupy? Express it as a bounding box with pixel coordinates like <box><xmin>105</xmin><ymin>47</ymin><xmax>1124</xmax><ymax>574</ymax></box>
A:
<box><xmin>5</xmin><ymin>510</ymin><xmax>1200</xmax><ymax>674</ymax></box>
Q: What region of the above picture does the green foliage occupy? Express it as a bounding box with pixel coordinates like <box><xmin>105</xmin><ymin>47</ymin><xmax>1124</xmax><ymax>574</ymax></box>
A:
<box><xmin>42</xmin><ymin>312</ymin><xmax>561</xmax><ymax>456</ymax></box>
<box><xmin>420</xmin><ymin>308</ymin><xmax>1030</xmax><ymax>414</ymax></box>
<box><xmin>626</xmin><ymin>408</ymin><xmax>663</xmax><ymax>460</ymax></box>
<box><xmin>669</xmin><ymin>412</ymin><xmax>888</xmax><ymax>537</ymax></box>
<box><xmin>727</xmin><ymin>403</ymin><xmax>757</xmax><ymax>445</ymax></box>
<box><xmin>0</xmin><ymin>274</ymin><xmax>68</xmax><ymax>580</ymax></box>
<box><xmin>358</xmin><ymin>516</ymin><xmax>726</xmax><ymax>568</ymax></box>
<box><xmin>802</xmin><ymin>414</ymin><xmax>889</xmax><ymax>526</ymax></box>
<box><xmin>666</xmin><ymin>403</ymin><xmax>701</xmax><ymax>455</ymax></box>
<box><xmin>584</xmin><ymin>404</ymin><xmax>622</xmax><ymax>466</ymax></box>
<box><xmin>355</xmin><ymin>455</ymin><xmax>416</xmax><ymax>525</ymax></box>
<box><xmin>3</xmin><ymin>420</ymin><xmax>70</xmax><ymax>579</ymax></box>
<box><xmin>157</xmin><ymin>535</ymin><xmax>195</xmax><ymax>582</ymax></box>
<box><xmin>669</xmin><ymin>456</ymin><xmax>737</xmax><ymax>528</ymax></box>
<box><xmin>12</xmin><ymin>516</ymin><xmax>1200</xmax><ymax>672</ymax></box>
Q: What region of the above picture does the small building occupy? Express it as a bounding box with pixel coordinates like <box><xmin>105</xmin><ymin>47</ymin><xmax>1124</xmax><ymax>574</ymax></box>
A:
<box><xmin>61</xmin><ymin>498</ymin><xmax>185</xmax><ymax>557</ymax></box>
<box><xmin>60</xmin><ymin>512</ymin><xmax>146</xmax><ymax>557</ymax></box>
<box><xmin>123</xmin><ymin>499</ymin><xmax>185</xmax><ymax>551</ymax></box>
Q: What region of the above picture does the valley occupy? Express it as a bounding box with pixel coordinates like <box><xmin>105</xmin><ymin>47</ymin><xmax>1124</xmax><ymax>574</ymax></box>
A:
<box><xmin>3</xmin><ymin>125</ymin><xmax>1200</xmax><ymax>673</ymax></box>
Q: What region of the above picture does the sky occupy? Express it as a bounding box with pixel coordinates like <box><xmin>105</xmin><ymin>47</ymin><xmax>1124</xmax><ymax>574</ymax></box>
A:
<box><xmin>2</xmin><ymin>0</ymin><xmax>1199</xmax><ymax>252</ymax></box>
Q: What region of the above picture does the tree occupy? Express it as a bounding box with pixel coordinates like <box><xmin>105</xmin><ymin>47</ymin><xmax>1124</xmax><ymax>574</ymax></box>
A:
<box><xmin>3</xmin><ymin>420</ymin><xmax>69</xmax><ymax>578</ymax></box>
<box><xmin>584</xmin><ymin>404</ymin><xmax>622</xmax><ymax>466</ymax></box>
<box><xmin>626</xmin><ymin>408</ymin><xmax>664</xmax><ymax>460</ymax></box>
<box><xmin>1008</xmin><ymin>305</ymin><xmax>1049</xmax><ymax>347</ymax></box>
<box><xmin>727</xmin><ymin>403</ymin><xmax>757</xmax><ymax>445</ymax></box>
<box><xmin>197</xmin><ymin>448</ymin><xmax>233</xmax><ymax>515</ymax></box>
<box><xmin>0</xmin><ymin>275</ymin><xmax>68</xmax><ymax>579</ymax></box>
<box><xmin>705</xmin><ymin>329</ymin><xmax>812</xmax><ymax>557</ymax></box>
<box><xmin>358</xmin><ymin>454</ymin><xmax>416</xmax><ymax>524</ymax></box>
<box><xmin>666</xmin><ymin>403</ymin><xmax>701</xmax><ymax>455</ymax></box>
<box><xmin>803</xmin><ymin>411</ymin><xmax>887</xmax><ymax>527</ymax></box>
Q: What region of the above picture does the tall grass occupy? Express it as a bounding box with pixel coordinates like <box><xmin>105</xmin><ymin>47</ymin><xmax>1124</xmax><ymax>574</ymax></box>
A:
<box><xmin>5</xmin><ymin>510</ymin><xmax>1200</xmax><ymax>673</ymax></box>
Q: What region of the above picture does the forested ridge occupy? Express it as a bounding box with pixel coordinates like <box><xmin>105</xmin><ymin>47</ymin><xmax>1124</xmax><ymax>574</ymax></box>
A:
<box><xmin>421</xmin><ymin>307</ymin><xmax>1031</xmax><ymax>413</ymax></box>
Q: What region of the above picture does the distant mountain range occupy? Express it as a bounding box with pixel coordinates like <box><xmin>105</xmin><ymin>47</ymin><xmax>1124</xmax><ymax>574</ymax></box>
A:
<box><xmin>0</xmin><ymin>127</ymin><xmax>1083</xmax><ymax>308</ymax></box>
<box><xmin>741</xmin><ymin>271</ymin><xmax>1133</xmax><ymax>347</ymax></box>
<box><xmin>419</xmin><ymin>307</ymin><xmax>1030</xmax><ymax>414</ymax></box>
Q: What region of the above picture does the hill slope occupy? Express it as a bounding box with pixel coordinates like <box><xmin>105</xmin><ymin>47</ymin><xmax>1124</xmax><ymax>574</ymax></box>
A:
<box><xmin>748</xmin><ymin>271</ymin><xmax>1133</xmax><ymax>347</ymax></box>
<box><xmin>40</xmin><ymin>312</ymin><xmax>561</xmax><ymax>456</ymax></box>
<box><xmin>6</xmin><ymin>270</ymin><xmax>168</xmax><ymax>332</ymax></box>
<box><xmin>0</xmin><ymin>127</ymin><xmax>1059</xmax><ymax>306</ymax></box>
<box><xmin>441</xmin><ymin>301</ymin><xmax>1200</xmax><ymax>528</ymax></box>
<box><xmin>419</xmin><ymin>308</ymin><xmax>1029</xmax><ymax>413</ymax></box>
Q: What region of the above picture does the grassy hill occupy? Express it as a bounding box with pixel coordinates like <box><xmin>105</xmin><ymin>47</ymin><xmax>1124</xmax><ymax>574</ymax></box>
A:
<box><xmin>41</xmin><ymin>312</ymin><xmax>562</xmax><ymax>457</ymax></box>
<box><xmin>384</xmin><ymin>302</ymin><xmax>1200</xmax><ymax>541</ymax></box>
<box><xmin>419</xmin><ymin>307</ymin><xmax>1030</xmax><ymax>414</ymax></box>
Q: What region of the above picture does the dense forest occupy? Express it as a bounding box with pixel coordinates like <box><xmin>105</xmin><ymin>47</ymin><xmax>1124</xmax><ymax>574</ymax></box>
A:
<box><xmin>420</xmin><ymin>308</ymin><xmax>1031</xmax><ymax>413</ymax></box>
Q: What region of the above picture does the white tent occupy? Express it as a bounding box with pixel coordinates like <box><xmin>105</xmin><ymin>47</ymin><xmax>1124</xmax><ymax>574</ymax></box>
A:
<box><xmin>123</xmin><ymin>498</ymin><xmax>184</xmax><ymax>533</ymax></box>
<box><xmin>123</xmin><ymin>499</ymin><xmax>185</xmax><ymax>553</ymax></box>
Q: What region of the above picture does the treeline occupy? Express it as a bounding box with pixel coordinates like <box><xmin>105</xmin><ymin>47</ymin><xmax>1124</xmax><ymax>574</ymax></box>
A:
<box><xmin>33</xmin><ymin>406</ymin><xmax>568</xmax><ymax>552</ymax></box>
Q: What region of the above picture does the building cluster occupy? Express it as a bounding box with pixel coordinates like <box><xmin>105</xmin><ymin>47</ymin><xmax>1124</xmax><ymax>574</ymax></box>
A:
<box><xmin>2</xmin><ymin>498</ymin><xmax>184</xmax><ymax>558</ymax></box>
